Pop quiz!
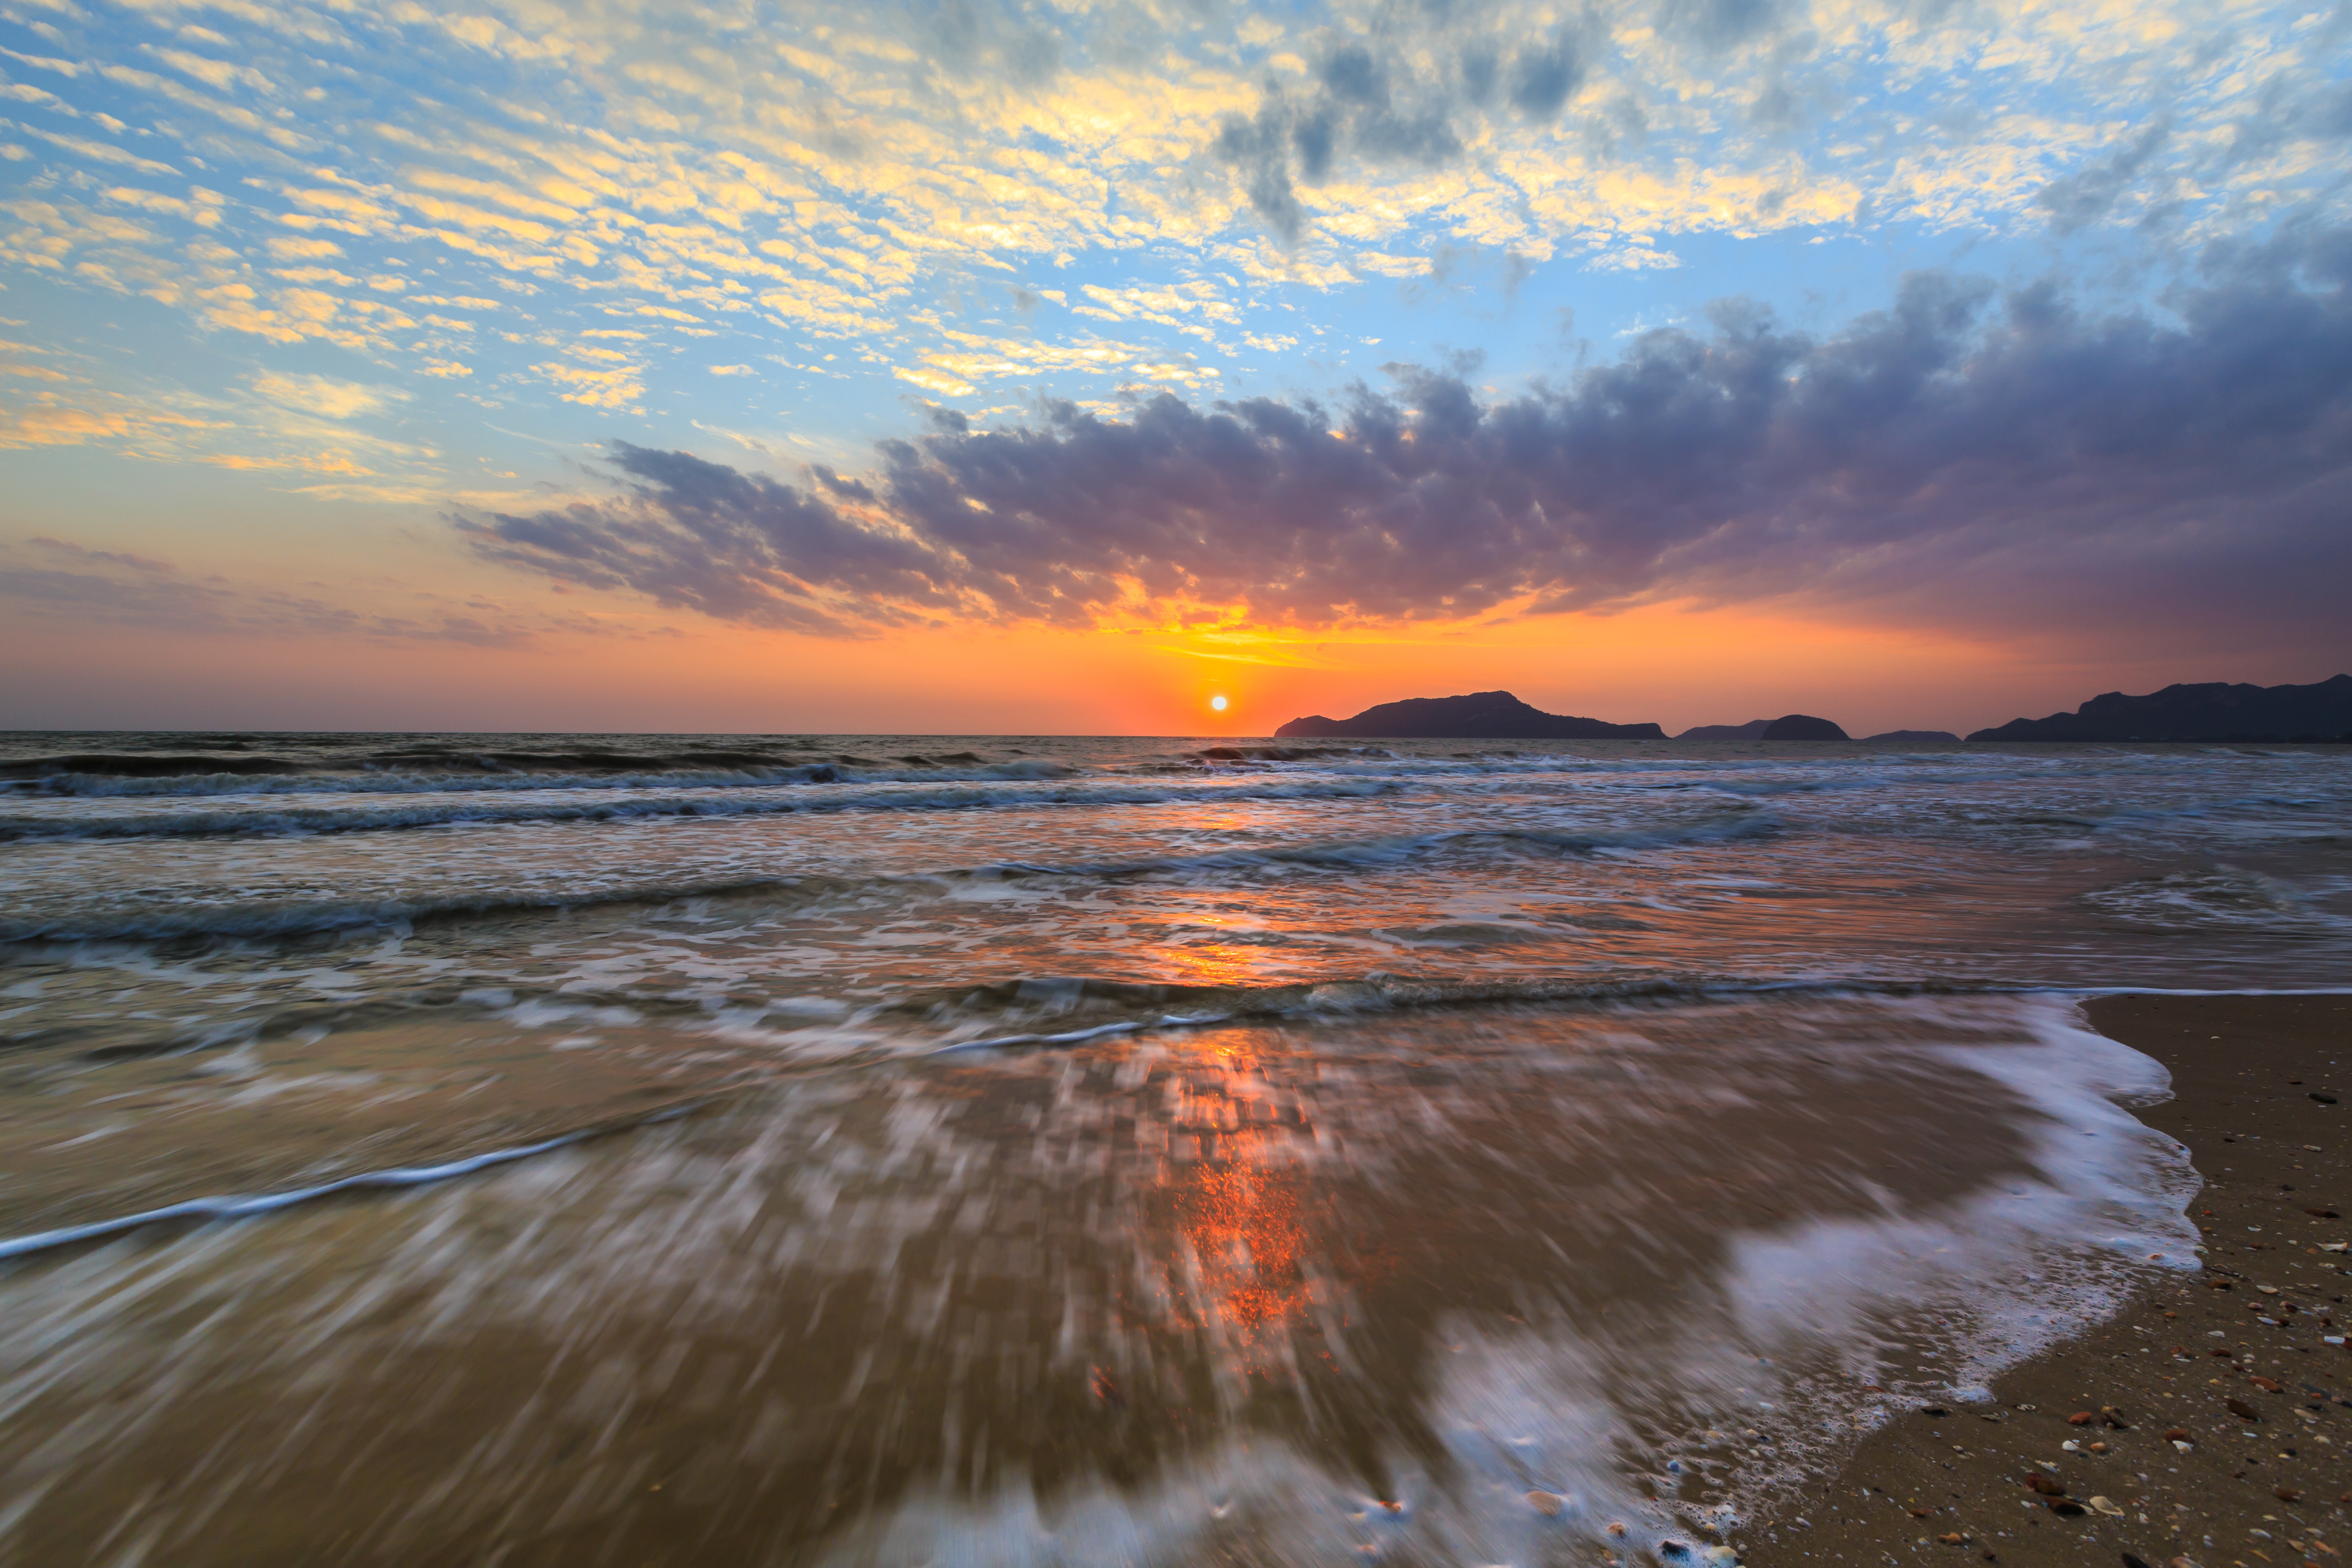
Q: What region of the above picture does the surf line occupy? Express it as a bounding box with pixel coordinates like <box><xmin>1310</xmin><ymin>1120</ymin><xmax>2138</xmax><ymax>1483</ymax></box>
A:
<box><xmin>928</xmin><ymin>1011</ymin><xmax>1236</xmax><ymax>1054</ymax></box>
<box><xmin>0</xmin><ymin>1097</ymin><xmax>715</xmax><ymax>1263</ymax></box>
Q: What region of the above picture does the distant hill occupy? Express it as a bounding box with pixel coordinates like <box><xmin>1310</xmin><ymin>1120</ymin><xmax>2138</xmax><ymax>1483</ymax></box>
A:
<box><xmin>1862</xmin><ymin>730</ymin><xmax>1960</xmax><ymax>744</ymax></box>
<box><xmin>1678</xmin><ymin>716</ymin><xmax>1862</xmax><ymax>741</ymax></box>
<box><xmin>1968</xmin><ymin>676</ymin><xmax>2352</xmax><ymax>742</ymax></box>
<box><xmin>1759</xmin><ymin>714</ymin><xmax>1848</xmax><ymax>741</ymax></box>
<box><xmin>1274</xmin><ymin>691</ymin><xmax>1664</xmax><ymax>740</ymax></box>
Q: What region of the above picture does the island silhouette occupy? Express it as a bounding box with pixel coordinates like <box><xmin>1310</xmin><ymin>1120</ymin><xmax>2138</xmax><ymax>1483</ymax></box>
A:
<box><xmin>1675</xmin><ymin>716</ymin><xmax>1854</xmax><ymax>740</ymax></box>
<box><xmin>1968</xmin><ymin>675</ymin><xmax>2352</xmax><ymax>742</ymax></box>
<box><xmin>1274</xmin><ymin>691</ymin><xmax>1663</xmax><ymax>739</ymax></box>
<box><xmin>1272</xmin><ymin>678</ymin><xmax>2352</xmax><ymax>746</ymax></box>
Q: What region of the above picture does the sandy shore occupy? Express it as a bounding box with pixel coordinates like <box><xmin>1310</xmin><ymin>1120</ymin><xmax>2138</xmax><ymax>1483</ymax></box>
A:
<box><xmin>1744</xmin><ymin>992</ymin><xmax>2352</xmax><ymax>1568</ymax></box>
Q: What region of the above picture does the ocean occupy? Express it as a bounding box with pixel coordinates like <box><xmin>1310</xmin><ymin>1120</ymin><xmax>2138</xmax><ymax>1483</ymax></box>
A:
<box><xmin>1</xmin><ymin>731</ymin><xmax>2348</xmax><ymax>1565</ymax></box>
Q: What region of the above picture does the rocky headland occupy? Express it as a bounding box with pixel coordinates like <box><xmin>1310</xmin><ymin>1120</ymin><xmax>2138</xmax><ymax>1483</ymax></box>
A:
<box><xmin>1970</xmin><ymin>675</ymin><xmax>2352</xmax><ymax>743</ymax></box>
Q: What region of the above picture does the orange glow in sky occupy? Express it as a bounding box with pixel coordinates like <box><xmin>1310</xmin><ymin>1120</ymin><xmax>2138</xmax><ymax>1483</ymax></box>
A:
<box><xmin>2</xmin><ymin>581</ymin><xmax>2304</xmax><ymax>739</ymax></box>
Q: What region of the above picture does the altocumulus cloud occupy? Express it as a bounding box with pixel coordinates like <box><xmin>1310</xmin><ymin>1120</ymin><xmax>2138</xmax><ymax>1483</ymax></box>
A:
<box><xmin>461</xmin><ymin>229</ymin><xmax>2352</xmax><ymax>648</ymax></box>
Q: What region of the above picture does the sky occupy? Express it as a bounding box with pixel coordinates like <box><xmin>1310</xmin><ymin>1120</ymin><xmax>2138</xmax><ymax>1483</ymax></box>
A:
<box><xmin>1</xmin><ymin>0</ymin><xmax>2348</xmax><ymax>737</ymax></box>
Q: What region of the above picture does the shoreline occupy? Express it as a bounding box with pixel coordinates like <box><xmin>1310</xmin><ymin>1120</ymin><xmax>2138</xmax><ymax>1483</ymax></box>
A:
<box><xmin>1744</xmin><ymin>991</ymin><xmax>2352</xmax><ymax>1568</ymax></box>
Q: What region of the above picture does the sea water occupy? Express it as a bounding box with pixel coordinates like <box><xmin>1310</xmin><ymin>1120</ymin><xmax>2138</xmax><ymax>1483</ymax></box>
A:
<box><xmin>0</xmin><ymin>732</ymin><xmax>2347</xmax><ymax>1564</ymax></box>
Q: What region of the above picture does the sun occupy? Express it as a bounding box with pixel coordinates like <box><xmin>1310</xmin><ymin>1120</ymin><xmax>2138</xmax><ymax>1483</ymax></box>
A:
<box><xmin>1209</xmin><ymin>695</ymin><xmax>1228</xmax><ymax>712</ymax></box>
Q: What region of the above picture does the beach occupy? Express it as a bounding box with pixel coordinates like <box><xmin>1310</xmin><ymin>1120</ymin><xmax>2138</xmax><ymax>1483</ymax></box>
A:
<box><xmin>0</xmin><ymin>733</ymin><xmax>2347</xmax><ymax>1564</ymax></box>
<box><xmin>1748</xmin><ymin>992</ymin><xmax>2352</xmax><ymax>1568</ymax></box>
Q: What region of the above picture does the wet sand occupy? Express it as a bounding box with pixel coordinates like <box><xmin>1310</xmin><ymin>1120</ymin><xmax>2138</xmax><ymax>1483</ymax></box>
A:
<box><xmin>1745</xmin><ymin>992</ymin><xmax>2352</xmax><ymax>1568</ymax></box>
<box><xmin>0</xmin><ymin>994</ymin><xmax>2181</xmax><ymax>1568</ymax></box>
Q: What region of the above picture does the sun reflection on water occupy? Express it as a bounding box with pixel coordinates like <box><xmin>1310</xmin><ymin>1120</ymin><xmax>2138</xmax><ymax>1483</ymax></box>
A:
<box><xmin>1154</xmin><ymin>1041</ymin><xmax>1320</xmax><ymax>1351</ymax></box>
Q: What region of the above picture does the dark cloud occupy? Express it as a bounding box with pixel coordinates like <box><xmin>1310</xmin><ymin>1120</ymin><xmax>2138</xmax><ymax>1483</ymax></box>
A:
<box><xmin>1508</xmin><ymin>33</ymin><xmax>1587</xmax><ymax>116</ymax></box>
<box><xmin>458</xmin><ymin>447</ymin><xmax>966</xmax><ymax>638</ymax></box>
<box><xmin>462</xmin><ymin>228</ymin><xmax>2352</xmax><ymax>656</ymax></box>
<box><xmin>2036</xmin><ymin>118</ymin><xmax>2173</xmax><ymax>233</ymax></box>
<box><xmin>917</xmin><ymin>0</ymin><xmax>1061</xmax><ymax>85</ymax></box>
<box><xmin>1211</xmin><ymin>15</ymin><xmax>1590</xmax><ymax>240</ymax></box>
<box><xmin>1657</xmin><ymin>0</ymin><xmax>1780</xmax><ymax>51</ymax></box>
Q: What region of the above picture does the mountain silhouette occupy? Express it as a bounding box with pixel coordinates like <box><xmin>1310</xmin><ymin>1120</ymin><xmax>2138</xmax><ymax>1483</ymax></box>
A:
<box><xmin>1274</xmin><ymin>691</ymin><xmax>1663</xmax><ymax>740</ymax></box>
<box><xmin>1759</xmin><ymin>714</ymin><xmax>1849</xmax><ymax>741</ymax></box>
<box><xmin>1968</xmin><ymin>676</ymin><xmax>2352</xmax><ymax>742</ymax></box>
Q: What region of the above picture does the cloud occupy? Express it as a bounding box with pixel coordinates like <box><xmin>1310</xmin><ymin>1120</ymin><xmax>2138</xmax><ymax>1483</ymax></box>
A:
<box><xmin>535</xmin><ymin>360</ymin><xmax>643</xmax><ymax>409</ymax></box>
<box><xmin>1207</xmin><ymin>9</ymin><xmax>1697</xmax><ymax>241</ymax></box>
<box><xmin>461</xmin><ymin>226</ymin><xmax>2352</xmax><ymax>653</ymax></box>
<box><xmin>250</xmin><ymin>371</ymin><xmax>397</xmax><ymax>419</ymax></box>
<box><xmin>458</xmin><ymin>444</ymin><xmax>960</xmax><ymax>637</ymax></box>
<box><xmin>0</xmin><ymin>0</ymin><xmax>2339</xmax><ymax>450</ymax></box>
<box><xmin>2</xmin><ymin>536</ymin><xmax>542</xmax><ymax>645</ymax></box>
<box><xmin>0</xmin><ymin>395</ymin><xmax>218</xmax><ymax>449</ymax></box>
<box><xmin>2036</xmin><ymin>119</ymin><xmax>2173</xmax><ymax>235</ymax></box>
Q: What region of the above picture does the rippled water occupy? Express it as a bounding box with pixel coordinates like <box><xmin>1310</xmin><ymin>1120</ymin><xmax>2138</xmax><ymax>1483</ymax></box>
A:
<box><xmin>1</xmin><ymin>731</ymin><xmax>2347</xmax><ymax>1564</ymax></box>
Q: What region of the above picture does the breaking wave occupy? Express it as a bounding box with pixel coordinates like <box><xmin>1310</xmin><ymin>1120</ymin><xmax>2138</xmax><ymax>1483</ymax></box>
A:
<box><xmin>0</xmin><ymin>811</ymin><xmax>1777</xmax><ymax>942</ymax></box>
<box><xmin>0</xmin><ymin>775</ymin><xmax>1400</xmax><ymax>843</ymax></box>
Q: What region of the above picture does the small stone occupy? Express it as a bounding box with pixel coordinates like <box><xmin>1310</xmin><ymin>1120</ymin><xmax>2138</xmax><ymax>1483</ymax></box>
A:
<box><xmin>2068</xmin><ymin>1411</ymin><xmax>2095</xmax><ymax>1425</ymax></box>
<box><xmin>1939</xmin><ymin>1532</ymin><xmax>1969</xmax><ymax>1545</ymax></box>
<box><xmin>2275</xmin><ymin>1485</ymin><xmax>2301</xmax><ymax>1503</ymax></box>
<box><xmin>2259</xmin><ymin>1285</ymin><xmax>2282</xmax><ymax>1295</ymax></box>
<box><xmin>1526</xmin><ymin>1490</ymin><xmax>1564</xmax><ymax>1517</ymax></box>
<box><xmin>2163</xmin><ymin>1427</ymin><xmax>2191</xmax><ymax>1441</ymax></box>
<box><xmin>2025</xmin><ymin>1472</ymin><xmax>2069</xmax><ymax>1497</ymax></box>
<box><xmin>2227</xmin><ymin>1397</ymin><xmax>2264</xmax><ymax>1422</ymax></box>
<box><xmin>2250</xmin><ymin>1375</ymin><xmax>2283</xmax><ymax>1392</ymax></box>
<box><xmin>2049</xmin><ymin>1500</ymin><xmax>2087</xmax><ymax>1517</ymax></box>
<box><xmin>2308</xmin><ymin>1208</ymin><xmax>2341</xmax><ymax>1219</ymax></box>
<box><xmin>2088</xmin><ymin>1441</ymin><xmax>2107</xmax><ymax>1453</ymax></box>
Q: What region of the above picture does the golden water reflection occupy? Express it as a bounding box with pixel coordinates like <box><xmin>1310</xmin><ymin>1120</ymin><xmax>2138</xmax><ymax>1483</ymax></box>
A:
<box><xmin>1151</xmin><ymin>1040</ymin><xmax>1326</xmax><ymax>1359</ymax></box>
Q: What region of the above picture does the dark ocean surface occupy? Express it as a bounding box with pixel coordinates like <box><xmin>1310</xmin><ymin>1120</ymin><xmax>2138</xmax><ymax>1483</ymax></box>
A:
<box><xmin>1</xmin><ymin>731</ymin><xmax>2347</xmax><ymax>1564</ymax></box>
